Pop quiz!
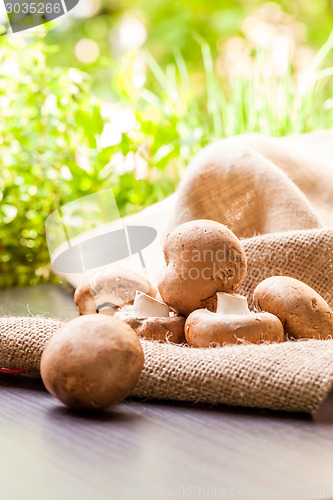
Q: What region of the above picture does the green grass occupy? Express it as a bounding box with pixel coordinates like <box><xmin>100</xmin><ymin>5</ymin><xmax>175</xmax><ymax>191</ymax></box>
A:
<box><xmin>0</xmin><ymin>30</ymin><xmax>332</xmax><ymax>288</ymax></box>
<box><xmin>145</xmin><ymin>32</ymin><xmax>333</xmax><ymax>139</ymax></box>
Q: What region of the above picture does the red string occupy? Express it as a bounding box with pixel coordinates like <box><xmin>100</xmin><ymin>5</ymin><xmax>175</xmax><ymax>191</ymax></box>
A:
<box><xmin>0</xmin><ymin>368</ymin><xmax>26</xmax><ymax>374</ymax></box>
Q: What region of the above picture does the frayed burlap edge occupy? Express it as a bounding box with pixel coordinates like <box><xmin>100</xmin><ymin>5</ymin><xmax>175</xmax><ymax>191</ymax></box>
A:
<box><xmin>134</xmin><ymin>338</ymin><xmax>333</xmax><ymax>414</ymax></box>
<box><xmin>1</xmin><ymin>314</ymin><xmax>333</xmax><ymax>414</ymax></box>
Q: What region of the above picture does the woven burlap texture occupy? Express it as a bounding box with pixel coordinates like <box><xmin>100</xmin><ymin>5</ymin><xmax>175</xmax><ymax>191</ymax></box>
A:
<box><xmin>1</xmin><ymin>131</ymin><xmax>333</xmax><ymax>413</ymax></box>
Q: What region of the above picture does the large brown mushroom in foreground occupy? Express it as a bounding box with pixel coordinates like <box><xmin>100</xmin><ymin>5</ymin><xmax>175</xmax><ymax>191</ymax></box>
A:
<box><xmin>185</xmin><ymin>292</ymin><xmax>284</xmax><ymax>347</ymax></box>
<box><xmin>40</xmin><ymin>315</ymin><xmax>144</xmax><ymax>410</ymax></box>
<box><xmin>74</xmin><ymin>267</ymin><xmax>155</xmax><ymax>316</ymax></box>
<box><xmin>253</xmin><ymin>276</ymin><xmax>333</xmax><ymax>340</ymax></box>
<box><xmin>115</xmin><ymin>291</ymin><xmax>186</xmax><ymax>344</ymax></box>
<box><xmin>158</xmin><ymin>219</ymin><xmax>247</xmax><ymax>316</ymax></box>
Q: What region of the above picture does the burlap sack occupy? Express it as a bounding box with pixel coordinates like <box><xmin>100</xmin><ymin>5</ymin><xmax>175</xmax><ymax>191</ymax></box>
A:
<box><xmin>1</xmin><ymin>130</ymin><xmax>333</xmax><ymax>413</ymax></box>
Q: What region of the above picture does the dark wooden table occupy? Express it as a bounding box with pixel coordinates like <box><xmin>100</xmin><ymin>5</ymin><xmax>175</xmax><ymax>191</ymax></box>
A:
<box><xmin>0</xmin><ymin>284</ymin><xmax>333</xmax><ymax>500</ymax></box>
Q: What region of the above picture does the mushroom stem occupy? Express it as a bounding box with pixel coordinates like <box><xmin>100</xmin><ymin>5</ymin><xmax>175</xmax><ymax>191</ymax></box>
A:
<box><xmin>216</xmin><ymin>292</ymin><xmax>250</xmax><ymax>316</ymax></box>
<box><xmin>133</xmin><ymin>291</ymin><xmax>170</xmax><ymax>318</ymax></box>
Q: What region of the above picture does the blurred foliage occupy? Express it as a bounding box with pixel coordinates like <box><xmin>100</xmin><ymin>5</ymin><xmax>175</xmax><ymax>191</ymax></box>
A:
<box><xmin>0</xmin><ymin>1</ymin><xmax>333</xmax><ymax>288</ymax></box>
<box><xmin>44</xmin><ymin>0</ymin><xmax>333</xmax><ymax>97</ymax></box>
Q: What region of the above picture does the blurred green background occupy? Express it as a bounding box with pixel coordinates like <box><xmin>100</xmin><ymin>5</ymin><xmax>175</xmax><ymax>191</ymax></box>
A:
<box><xmin>0</xmin><ymin>0</ymin><xmax>333</xmax><ymax>288</ymax></box>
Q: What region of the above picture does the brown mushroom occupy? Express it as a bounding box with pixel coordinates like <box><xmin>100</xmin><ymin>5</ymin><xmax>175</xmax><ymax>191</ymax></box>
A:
<box><xmin>74</xmin><ymin>267</ymin><xmax>155</xmax><ymax>316</ymax></box>
<box><xmin>185</xmin><ymin>292</ymin><xmax>284</xmax><ymax>347</ymax></box>
<box><xmin>40</xmin><ymin>314</ymin><xmax>144</xmax><ymax>410</ymax></box>
<box><xmin>115</xmin><ymin>291</ymin><xmax>186</xmax><ymax>344</ymax></box>
<box><xmin>253</xmin><ymin>276</ymin><xmax>333</xmax><ymax>340</ymax></box>
<box><xmin>158</xmin><ymin>219</ymin><xmax>247</xmax><ymax>316</ymax></box>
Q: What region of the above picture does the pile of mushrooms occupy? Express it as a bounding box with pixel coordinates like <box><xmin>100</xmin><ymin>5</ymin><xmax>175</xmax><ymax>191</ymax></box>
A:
<box><xmin>73</xmin><ymin>219</ymin><xmax>333</xmax><ymax>349</ymax></box>
<box><xmin>41</xmin><ymin>218</ymin><xmax>333</xmax><ymax>411</ymax></box>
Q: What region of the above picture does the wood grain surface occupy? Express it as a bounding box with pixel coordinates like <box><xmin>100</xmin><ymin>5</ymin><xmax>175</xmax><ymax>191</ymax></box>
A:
<box><xmin>0</xmin><ymin>284</ymin><xmax>332</xmax><ymax>500</ymax></box>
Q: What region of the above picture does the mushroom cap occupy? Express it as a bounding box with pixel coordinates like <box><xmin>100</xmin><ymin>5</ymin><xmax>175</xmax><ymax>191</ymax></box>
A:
<box><xmin>115</xmin><ymin>306</ymin><xmax>186</xmax><ymax>344</ymax></box>
<box><xmin>185</xmin><ymin>308</ymin><xmax>284</xmax><ymax>347</ymax></box>
<box><xmin>40</xmin><ymin>314</ymin><xmax>144</xmax><ymax>410</ymax></box>
<box><xmin>158</xmin><ymin>219</ymin><xmax>247</xmax><ymax>316</ymax></box>
<box><xmin>74</xmin><ymin>267</ymin><xmax>155</xmax><ymax>316</ymax></box>
<box><xmin>253</xmin><ymin>276</ymin><xmax>333</xmax><ymax>340</ymax></box>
